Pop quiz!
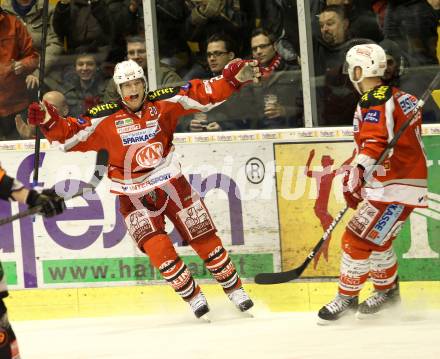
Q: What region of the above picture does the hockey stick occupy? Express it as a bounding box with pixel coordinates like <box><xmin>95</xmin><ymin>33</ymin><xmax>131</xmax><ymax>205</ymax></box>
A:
<box><xmin>33</xmin><ymin>0</ymin><xmax>50</xmax><ymax>187</ymax></box>
<box><xmin>255</xmin><ymin>71</ymin><xmax>440</xmax><ymax>285</ymax></box>
<box><xmin>0</xmin><ymin>149</ymin><xmax>108</xmax><ymax>226</ymax></box>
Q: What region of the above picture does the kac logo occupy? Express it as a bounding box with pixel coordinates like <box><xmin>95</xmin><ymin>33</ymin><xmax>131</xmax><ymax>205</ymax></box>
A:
<box><xmin>136</xmin><ymin>142</ymin><xmax>163</xmax><ymax>168</ymax></box>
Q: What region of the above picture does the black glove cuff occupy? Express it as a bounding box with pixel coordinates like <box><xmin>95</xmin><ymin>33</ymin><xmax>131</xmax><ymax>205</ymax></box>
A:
<box><xmin>26</xmin><ymin>189</ymin><xmax>40</xmax><ymax>207</ymax></box>
<box><xmin>0</xmin><ymin>175</ymin><xmax>14</xmax><ymax>201</ymax></box>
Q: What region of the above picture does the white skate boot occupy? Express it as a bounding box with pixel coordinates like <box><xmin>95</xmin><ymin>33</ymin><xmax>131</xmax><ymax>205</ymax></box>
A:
<box><xmin>318</xmin><ymin>294</ymin><xmax>358</xmax><ymax>324</ymax></box>
<box><xmin>188</xmin><ymin>291</ymin><xmax>210</xmax><ymax>319</ymax></box>
<box><xmin>228</xmin><ymin>287</ymin><xmax>254</xmax><ymax>312</ymax></box>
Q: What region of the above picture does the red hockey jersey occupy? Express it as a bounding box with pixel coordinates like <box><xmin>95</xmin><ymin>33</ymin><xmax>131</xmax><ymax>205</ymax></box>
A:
<box><xmin>41</xmin><ymin>77</ymin><xmax>236</xmax><ymax>195</ymax></box>
<box><xmin>353</xmin><ymin>85</ymin><xmax>428</xmax><ymax>207</ymax></box>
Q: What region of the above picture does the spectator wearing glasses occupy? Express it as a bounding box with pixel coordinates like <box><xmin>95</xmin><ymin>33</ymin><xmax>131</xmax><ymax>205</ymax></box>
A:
<box><xmin>180</xmin><ymin>33</ymin><xmax>247</xmax><ymax>132</ymax></box>
<box><xmin>182</xmin><ymin>0</ymin><xmax>251</xmax><ymax>80</ymax></box>
<box><xmin>238</xmin><ymin>28</ymin><xmax>303</xmax><ymax>129</ymax></box>
<box><xmin>103</xmin><ymin>35</ymin><xmax>183</xmax><ymax>103</ymax></box>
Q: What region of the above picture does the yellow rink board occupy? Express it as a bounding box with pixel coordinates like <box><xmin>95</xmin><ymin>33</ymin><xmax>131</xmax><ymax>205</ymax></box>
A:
<box><xmin>6</xmin><ymin>281</ymin><xmax>440</xmax><ymax>321</ymax></box>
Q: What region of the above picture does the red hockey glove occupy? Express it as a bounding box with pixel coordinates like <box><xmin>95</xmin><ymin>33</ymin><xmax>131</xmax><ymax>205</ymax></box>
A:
<box><xmin>28</xmin><ymin>100</ymin><xmax>62</xmax><ymax>127</ymax></box>
<box><xmin>342</xmin><ymin>165</ymin><xmax>365</xmax><ymax>210</ymax></box>
<box><xmin>28</xmin><ymin>102</ymin><xmax>45</xmax><ymax>125</ymax></box>
<box><xmin>222</xmin><ymin>59</ymin><xmax>261</xmax><ymax>88</ymax></box>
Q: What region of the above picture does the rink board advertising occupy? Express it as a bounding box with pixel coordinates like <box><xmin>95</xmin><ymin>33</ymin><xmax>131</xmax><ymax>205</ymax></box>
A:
<box><xmin>275</xmin><ymin>137</ymin><xmax>440</xmax><ymax>280</ymax></box>
<box><xmin>0</xmin><ymin>141</ymin><xmax>280</xmax><ymax>289</ymax></box>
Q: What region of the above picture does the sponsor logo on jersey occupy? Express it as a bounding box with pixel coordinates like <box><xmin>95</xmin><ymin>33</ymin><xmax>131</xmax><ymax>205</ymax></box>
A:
<box><xmin>397</xmin><ymin>93</ymin><xmax>417</xmax><ymax>115</ymax></box>
<box><xmin>371</xmin><ymin>86</ymin><xmax>389</xmax><ymax>100</ymax></box>
<box><xmin>116</xmin><ymin>124</ymin><xmax>140</xmax><ymax>134</ymax></box>
<box><xmin>135</xmin><ymin>142</ymin><xmax>163</xmax><ymax>167</ymax></box>
<box><xmin>146</xmin><ymin>119</ymin><xmax>158</xmax><ymax>128</ymax></box>
<box><xmin>120</xmin><ymin>172</ymin><xmax>171</xmax><ymax>193</ymax></box>
<box><xmin>181</xmin><ymin>82</ymin><xmax>191</xmax><ymax>91</ymax></box>
<box><xmin>147</xmin><ymin>87</ymin><xmax>178</xmax><ymax>101</ymax></box>
<box><xmin>76</xmin><ymin>116</ymin><xmax>86</xmax><ymax>125</ymax></box>
<box><xmin>365</xmin><ymin>204</ymin><xmax>404</xmax><ymax>245</ymax></box>
<box><xmin>364</xmin><ymin>109</ymin><xmax>381</xmax><ymax>123</ymax></box>
<box><xmin>347</xmin><ymin>202</ymin><xmax>379</xmax><ymax>238</ymax></box>
<box><xmin>125</xmin><ymin>209</ymin><xmax>155</xmax><ymax>244</ymax></box>
<box><xmin>88</xmin><ymin>102</ymin><xmax>119</xmax><ymax>116</ymax></box>
<box><xmin>203</xmin><ymin>80</ymin><xmax>213</xmax><ymax>94</ymax></box>
<box><xmin>177</xmin><ymin>200</ymin><xmax>214</xmax><ymax>240</ymax></box>
<box><xmin>120</xmin><ymin>125</ymin><xmax>160</xmax><ymax>146</ymax></box>
<box><xmin>115</xmin><ymin>118</ymin><xmax>134</xmax><ymax>127</ymax></box>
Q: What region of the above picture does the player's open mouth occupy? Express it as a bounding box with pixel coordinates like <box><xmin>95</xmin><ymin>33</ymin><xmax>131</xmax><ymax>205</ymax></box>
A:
<box><xmin>129</xmin><ymin>95</ymin><xmax>139</xmax><ymax>100</ymax></box>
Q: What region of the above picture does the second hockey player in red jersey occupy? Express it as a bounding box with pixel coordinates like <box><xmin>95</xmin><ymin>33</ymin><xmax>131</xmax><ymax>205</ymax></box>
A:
<box><xmin>28</xmin><ymin>58</ymin><xmax>261</xmax><ymax>319</ymax></box>
<box><xmin>318</xmin><ymin>44</ymin><xmax>428</xmax><ymax>323</ymax></box>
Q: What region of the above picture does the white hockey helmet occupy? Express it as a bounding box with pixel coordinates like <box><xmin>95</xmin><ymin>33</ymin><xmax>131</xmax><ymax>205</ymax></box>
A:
<box><xmin>344</xmin><ymin>44</ymin><xmax>387</xmax><ymax>93</ymax></box>
<box><xmin>113</xmin><ymin>59</ymin><xmax>148</xmax><ymax>97</ymax></box>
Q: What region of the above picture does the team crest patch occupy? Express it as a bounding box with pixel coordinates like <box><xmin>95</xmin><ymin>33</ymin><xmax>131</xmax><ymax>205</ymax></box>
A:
<box><xmin>135</xmin><ymin>142</ymin><xmax>163</xmax><ymax>168</ymax></box>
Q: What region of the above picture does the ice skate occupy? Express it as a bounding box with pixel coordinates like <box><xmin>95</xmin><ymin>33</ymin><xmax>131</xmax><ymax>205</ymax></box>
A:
<box><xmin>228</xmin><ymin>287</ymin><xmax>254</xmax><ymax>312</ymax></box>
<box><xmin>317</xmin><ymin>294</ymin><xmax>358</xmax><ymax>324</ymax></box>
<box><xmin>356</xmin><ymin>280</ymin><xmax>401</xmax><ymax>319</ymax></box>
<box><xmin>189</xmin><ymin>291</ymin><xmax>210</xmax><ymax>319</ymax></box>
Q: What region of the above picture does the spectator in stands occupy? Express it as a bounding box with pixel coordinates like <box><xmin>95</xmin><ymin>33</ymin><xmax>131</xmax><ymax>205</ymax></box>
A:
<box><xmin>180</xmin><ymin>33</ymin><xmax>247</xmax><ymax>132</ymax></box>
<box><xmin>2</xmin><ymin>0</ymin><xmax>64</xmax><ymax>93</ymax></box>
<box><xmin>0</xmin><ymin>7</ymin><xmax>39</xmax><ymax>140</ymax></box>
<box><xmin>103</xmin><ymin>35</ymin><xmax>183</xmax><ymax>102</ymax></box>
<box><xmin>311</xmin><ymin>1</ymin><xmax>383</xmax><ymax>43</ymax></box>
<box><xmin>183</xmin><ymin>0</ymin><xmax>251</xmax><ymax>80</ymax></box>
<box><xmin>383</xmin><ymin>0</ymin><xmax>439</xmax><ymax>66</ymax></box>
<box><xmin>314</xmin><ymin>5</ymin><xmax>361</xmax><ymax>126</ymax></box>
<box><xmin>261</xmin><ymin>0</ymin><xmax>300</xmax><ymax>65</ymax></box>
<box><xmin>61</xmin><ymin>54</ymin><xmax>107</xmax><ymax>116</ymax></box>
<box><xmin>52</xmin><ymin>0</ymin><xmax>112</xmax><ymax>60</ymax></box>
<box><xmin>380</xmin><ymin>38</ymin><xmax>406</xmax><ymax>86</ymax></box>
<box><xmin>15</xmin><ymin>91</ymin><xmax>69</xmax><ymax>139</ymax></box>
<box><xmin>380</xmin><ymin>38</ymin><xmax>440</xmax><ymax>124</ymax></box>
<box><xmin>314</xmin><ymin>5</ymin><xmax>351</xmax><ymax>75</ymax></box>
<box><xmin>238</xmin><ymin>28</ymin><xmax>303</xmax><ymax>129</ymax></box>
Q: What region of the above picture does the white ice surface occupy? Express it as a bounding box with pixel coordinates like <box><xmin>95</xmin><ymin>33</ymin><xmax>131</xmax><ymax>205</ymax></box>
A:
<box><xmin>13</xmin><ymin>304</ymin><xmax>440</xmax><ymax>359</ymax></box>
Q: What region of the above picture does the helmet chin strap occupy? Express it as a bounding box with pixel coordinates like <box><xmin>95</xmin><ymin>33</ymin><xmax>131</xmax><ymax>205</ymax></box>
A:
<box><xmin>352</xmin><ymin>80</ymin><xmax>363</xmax><ymax>94</ymax></box>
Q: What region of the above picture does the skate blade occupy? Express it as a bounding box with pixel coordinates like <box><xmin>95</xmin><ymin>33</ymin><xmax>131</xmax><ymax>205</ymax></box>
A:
<box><xmin>240</xmin><ymin>309</ymin><xmax>254</xmax><ymax>318</ymax></box>
<box><xmin>317</xmin><ymin>310</ymin><xmax>357</xmax><ymax>326</ymax></box>
<box><xmin>198</xmin><ymin>314</ymin><xmax>211</xmax><ymax>323</ymax></box>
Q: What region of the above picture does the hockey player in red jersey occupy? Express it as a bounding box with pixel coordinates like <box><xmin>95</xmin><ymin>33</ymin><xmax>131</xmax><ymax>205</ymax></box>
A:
<box><xmin>28</xmin><ymin>58</ymin><xmax>261</xmax><ymax>319</ymax></box>
<box><xmin>0</xmin><ymin>167</ymin><xmax>65</xmax><ymax>357</ymax></box>
<box><xmin>318</xmin><ymin>43</ymin><xmax>428</xmax><ymax>323</ymax></box>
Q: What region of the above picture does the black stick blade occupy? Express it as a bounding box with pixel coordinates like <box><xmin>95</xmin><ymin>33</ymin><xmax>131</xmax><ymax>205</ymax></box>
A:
<box><xmin>254</xmin><ymin>270</ymin><xmax>299</xmax><ymax>284</ymax></box>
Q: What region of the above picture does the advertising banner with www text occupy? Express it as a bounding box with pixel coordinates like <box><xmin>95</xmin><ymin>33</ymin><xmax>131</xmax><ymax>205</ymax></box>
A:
<box><xmin>0</xmin><ymin>140</ymin><xmax>279</xmax><ymax>289</ymax></box>
<box><xmin>276</xmin><ymin>137</ymin><xmax>440</xmax><ymax>280</ymax></box>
